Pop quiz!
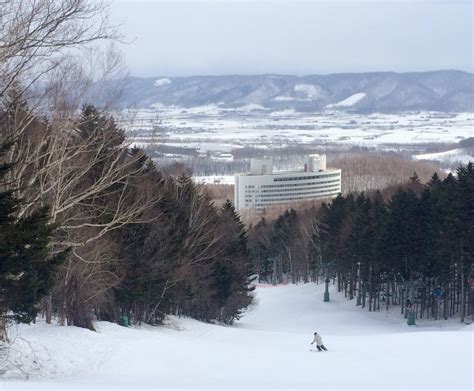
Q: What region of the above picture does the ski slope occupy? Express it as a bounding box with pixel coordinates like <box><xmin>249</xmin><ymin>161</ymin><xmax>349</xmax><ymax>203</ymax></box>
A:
<box><xmin>326</xmin><ymin>92</ymin><xmax>367</xmax><ymax>108</ymax></box>
<box><xmin>2</xmin><ymin>283</ymin><xmax>472</xmax><ymax>390</ymax></box>
<box><xmin>413</xmin><ymin>148</ymin><xmax>474</xmax><ymax>165</ymax></box>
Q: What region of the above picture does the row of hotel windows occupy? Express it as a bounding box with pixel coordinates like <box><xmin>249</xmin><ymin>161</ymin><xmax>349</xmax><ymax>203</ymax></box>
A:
<box><xmin>273</xmin><ymin>173</ymin><xmax>341</xmax><ymax>182</ymax></box>
<box><xmin>244</xmin><ymin>179</ymin><xmax>341</xmax><ymax>192</ymax></box>
<box><xmin>244</xmin><ymin>186</ymin><xmax>340</xmax><ymax>203</ymax></box>
<box><xmin>245</xmin><ymin>185</ymin><xmax>340</xmax><ymax>200</ymax></box>
<box><xmin>245</xmin><ymin>190</ymin><xmax>339</xmax><ymax>207</ymax></box>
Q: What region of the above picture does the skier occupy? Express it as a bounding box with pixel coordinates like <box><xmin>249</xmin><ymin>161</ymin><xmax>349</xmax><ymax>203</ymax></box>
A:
<box><xmin>310</xmin><ymin>332</ymin><xmax>328</xmax><ymax>351</ymax></box>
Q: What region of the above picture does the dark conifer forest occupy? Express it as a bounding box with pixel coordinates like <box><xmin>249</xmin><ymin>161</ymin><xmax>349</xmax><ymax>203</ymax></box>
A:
<box><xmin>247</xmin><ymin>166</ymin><xmax>474</xmax><ymax>322</ymax></box>
<box><xmin>0</xmin><ymin>101</ymin><xmax>255</xmax><ymax>340</ymax></box>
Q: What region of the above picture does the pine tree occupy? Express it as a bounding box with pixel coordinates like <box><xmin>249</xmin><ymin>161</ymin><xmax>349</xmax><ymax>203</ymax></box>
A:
<box><xmin>248</xmin><ymin>217</ymin><xmax>272</xmax><ymax>283</ymax></box>
<box><xmin>452</xmin><ymin>163</ymin><xmax>474</xmax><ymax>321</ymax></box>
<box><xmin>211</xmin><ymin>200</ymin><xmax>255</xmax><ymax>324</ymax></box>
<box><xmin>0</xmin><ymin>144</ymin><xmax>64</xmax><ymax>341</ymax></box>
<box><xmin>270</xmin><ymin>209</ymin><xmax>301</xmax><ymax>282</ymax></box>
<box><xmin>320</xmin><ymin>194</ymin><xmax>355</xmax><ymax>267</ymax></box>
<box><xmin>382</xmin><ymin>189</ymin><xmax>422</xmax><ymax>279</ymax></box>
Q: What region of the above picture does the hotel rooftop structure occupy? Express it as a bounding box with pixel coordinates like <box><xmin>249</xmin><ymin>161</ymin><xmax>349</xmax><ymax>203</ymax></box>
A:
<box><xmin>234</xmin><ymin>154</ymin><xmax>341</xmax><ymax>211</ymax></box>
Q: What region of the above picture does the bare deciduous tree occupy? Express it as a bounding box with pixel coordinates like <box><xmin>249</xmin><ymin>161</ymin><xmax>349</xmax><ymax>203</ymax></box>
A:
<box><xmin>0</xmin><ymin>0</ymin><xmax>118</xmax><ymax>98</ymax></box>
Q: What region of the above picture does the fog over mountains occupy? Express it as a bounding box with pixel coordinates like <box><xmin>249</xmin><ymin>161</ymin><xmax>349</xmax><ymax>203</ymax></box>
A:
<box><xmin>105</xmin><ymin>70</ymin><xmax>474</xmax><ymax>112</ymax></box>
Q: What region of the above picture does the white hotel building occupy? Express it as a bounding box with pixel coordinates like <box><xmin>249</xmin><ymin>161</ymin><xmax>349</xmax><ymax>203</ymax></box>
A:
<box><xmin>234</xmin><ymin>154</ymin><xmax>341</xmax><ymax>211</ymax></box>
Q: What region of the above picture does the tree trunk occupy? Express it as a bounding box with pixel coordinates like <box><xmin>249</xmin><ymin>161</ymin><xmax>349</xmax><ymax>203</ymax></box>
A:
<box><xmin>0</xmin><ymin>314</ymin><xmax>7</xmax><ymax>342</ymax></box>
<box><xmin>44</xmin><ymin>294</ymin><xmax>53</xmax><ymax>324</ymax></box>
<box><xmin>349</xmin><ymin>262</ymin><xmax>354</xmax><ymax>300</ymax></box>
<box><xmin>386</xmin><ymin>284</ymin><xmax>390</xmax><ymax>312</ymax></box>
<box><xmin>362</xmin><ymin>283</ymin><xmax>366</xmax><ymax>308</ymax></box>
<box><xmin>470</xmin><ymin>283</ymin><xmax>474</xmax><ymax>323</ymax></box>
<box><xmin>460</xmin><ymin>258</ymin><xmax>465</xmax><ymax>323</ymax></box>
<box><xmin>272</xmin><ymin>257</ymin><xmax>277</xmax><ymax>285</ymax></box>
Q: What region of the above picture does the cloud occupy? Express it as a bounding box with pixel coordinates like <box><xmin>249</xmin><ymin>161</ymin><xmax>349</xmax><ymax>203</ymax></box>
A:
<box><xmin>111</xmin><ymin>0</ymin><xmax>474</xmax><ymax>76</ymax></box>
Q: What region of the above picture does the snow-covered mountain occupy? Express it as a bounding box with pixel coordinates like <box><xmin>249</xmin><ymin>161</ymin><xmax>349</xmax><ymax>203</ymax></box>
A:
<box><xmin>99</xmin><ymin>70</ymin><xmax>474</xmax><ymax>112</ymax></box>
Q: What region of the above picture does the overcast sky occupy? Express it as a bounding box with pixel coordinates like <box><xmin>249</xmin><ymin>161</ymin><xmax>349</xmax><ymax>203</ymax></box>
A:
<box><xmin>111</xmin><ymin>0</ymin><xmax>473</xmax><ymax>76</ymax></box>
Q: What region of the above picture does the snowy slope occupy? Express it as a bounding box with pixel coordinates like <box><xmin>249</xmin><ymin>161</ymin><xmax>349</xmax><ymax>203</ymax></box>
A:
<box><xmin>154</xmin><ymin>78</ymin><xmax>172</xmax><ymax>87</ymax></box>
<box><xmin>326</xmin><ymin>92</ymin><xmax>367</xmax><ymax>108</ymax></box>
<box><xmin>413</xmin><ymin>148</ymin><xmax>473</xmax><ymax>165</ymax></box>
<box><xmin>2</xmin><ymin>283</ymin><xmax>472</xmax><ymax>390</ymax></box>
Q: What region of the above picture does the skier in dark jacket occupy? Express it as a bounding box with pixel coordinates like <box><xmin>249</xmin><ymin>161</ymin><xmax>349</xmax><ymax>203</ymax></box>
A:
<box><xmin>310</xmin><ymin>332</ymin><xmax>327</xmax><ymax>351</ymax></box>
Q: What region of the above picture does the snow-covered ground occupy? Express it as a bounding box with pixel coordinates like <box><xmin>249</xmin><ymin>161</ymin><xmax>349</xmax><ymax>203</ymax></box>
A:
<box><xmin>2</xmin><ymin>283</ymin><xmax>472</xmax><ymax>390</ymax></box>
<box><xmin>413</xmin><ymin>148</ymin><xmax>474</xmax><ymax>165</ymax></box>
<box><xmin>193</xmin><ymin>175</ymin><xmax>235</xmax><ymax>185</ymax></box>
<box><xmin>121</xmin><ymin>109</ymin><xmax>474</xmax><ymax>152</ymax></box>
<box><xmin>326</xmin><ymin>92</ymin><xmax>367</xmax><ymax>108</ymax></box>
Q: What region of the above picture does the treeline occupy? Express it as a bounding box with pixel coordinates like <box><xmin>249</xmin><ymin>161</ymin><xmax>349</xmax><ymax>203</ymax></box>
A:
<box><xmin>331</xmin><ymin>154</ymin><xmax>443</xmax><ymax>194</ymax></box>
<box><xmin>0</xmin><ymin>102</ymin><xmax>254</xmax><ymax>338</ymax></box>
<box><xmin>248</xmin><ymin>168</ymin><xmax>474</xmax><ymax>321</ymax></box>
<box><xmin>159</xmin><ymin>157</ymin><xmax>248</xmax><ymax>177</ymax></box>
<box><xmin>248</xmin><ymin>207</ymin><xmax>320</xmax><ymax>284</ymax></box>
<box><xmin>0</xmin><ymin>0</ymin><xmax>253</xmax><ymax>341</ymax></box>
<box><xmin>0</xmin><ymin>102</ymin><xmax>252</xmax><ymax>336</ymax></box>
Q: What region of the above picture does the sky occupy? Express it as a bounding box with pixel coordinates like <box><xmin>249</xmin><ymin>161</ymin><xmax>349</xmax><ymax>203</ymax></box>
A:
<box><xmin>110</xmin><ymin>0</ymin><xmax>474</xmax><ymax>77</ymax></box>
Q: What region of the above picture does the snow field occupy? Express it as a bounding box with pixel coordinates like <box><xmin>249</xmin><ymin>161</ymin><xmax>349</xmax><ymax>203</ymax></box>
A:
<box><xmin>413</xmin><ymin>148</ymin><xmax>473</xmax><ymax>165</ymax></box>
<box><xmin>1</xmin><ymin>283</ymin><xmax>472</xmax><ymax>390</ymax></box>
<box><xmin>326</xmin><ymin>92</ymin><xmax>367</xmax><ymax>108</ymax></box>
<box><xmin>193</xmin><ymin>175</ymin><xmax>235</xmax><ymax>185</ymax></box>
<box><xmin>123</xmin><ymin>110</ymin><xmax>474</xmax><ymax>149</ymax></box>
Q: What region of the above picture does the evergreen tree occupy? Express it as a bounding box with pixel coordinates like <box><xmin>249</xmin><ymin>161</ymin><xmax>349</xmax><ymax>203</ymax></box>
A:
<box><xmin>382</xmin><ymin>189</ymin><xmax>423</xmax><ymax>279</ymax></box>
<box><xmin>250</xmin><ymin>165</ymin><xmax>473</xmax><ymax>321</ymax></box>
<box><xmin>455</xmin><ymin>163</ymin><xmax>474</xmax><ymax>320</ymax></box>
<box><xmin>114</xmin><ymin>168</ymin><xmax>182</xmax><ymax>325</ymax></box>
<box><xmin>270</xmin><ymin>209</ymin><xmax>300</xmax><ymax>282</ymax></box>
<box><xmin>211</xmin><ymin>200</ymin><xmax>255</xmax><ymax>324</ymax></box>
<box><xmin>307</xmin><ymin>222</ymin><xmax>323</xmax><ymax>281</ymax></box>
<box><xmin>248</xmin><ymin>217</ymin><xmax>272</xmax><ymax>283</ymax></box>
<box><xmin>0</xmin><ymin>144</ymin><xmax>64</xmax><ymax>340</ymax></box>
<box><xmin>455</xmin><ymin>163</ymin><xmax>474</xmax><ymax>258</ymax></box>
<box><xmin>320</xmin><ymin>194</ymin><xmax>356</xmax><ymax>278</ymax></box>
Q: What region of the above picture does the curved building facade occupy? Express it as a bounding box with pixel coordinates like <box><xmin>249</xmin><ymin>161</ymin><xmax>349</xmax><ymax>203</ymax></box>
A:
<box><xmin>234</xmin><ymin>155</ymin><xmax>341</xmax><ymax>211</ymax></box>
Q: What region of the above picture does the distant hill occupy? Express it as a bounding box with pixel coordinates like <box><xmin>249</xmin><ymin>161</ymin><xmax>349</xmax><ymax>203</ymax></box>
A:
<box><xmin>100</xmin><ymin>70</ymin><xmax>474</xmax><ymax>112</ymax></box>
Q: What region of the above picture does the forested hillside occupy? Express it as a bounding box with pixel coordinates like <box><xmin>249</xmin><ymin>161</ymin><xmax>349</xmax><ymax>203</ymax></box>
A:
<box><xmin>0</xmin><ymin>0</ymin><xmax>253</xmax><ymax>342</ymax></box>
<box><xmin>247</xmin><ymin>167</ymin><xmax>474</xmax><ymax>322</ymax></box>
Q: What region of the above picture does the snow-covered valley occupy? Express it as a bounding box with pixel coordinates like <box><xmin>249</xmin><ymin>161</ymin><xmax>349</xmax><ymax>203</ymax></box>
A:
<box><xmin>2</xmin><ymin>283</ymin><xmax>472</xmax><ymax>390</ymax></box>
<box><xmin>124</xmin><ymin>109</ymin><xmax>474</xmax><ymax>151</ymax></box>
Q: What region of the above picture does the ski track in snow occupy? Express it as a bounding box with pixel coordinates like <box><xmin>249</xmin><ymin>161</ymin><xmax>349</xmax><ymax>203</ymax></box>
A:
<box><xmin>1</xmin><ymin>283</ymin><xmax>472</xmax><ymax>390</ymax></box>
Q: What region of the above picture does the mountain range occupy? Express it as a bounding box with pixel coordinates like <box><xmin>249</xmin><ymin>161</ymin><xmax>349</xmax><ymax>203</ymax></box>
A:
<box><xmin>101</xmin><ymin>70</ymin><xmax>474</xmax><ymax>112</ymax></box>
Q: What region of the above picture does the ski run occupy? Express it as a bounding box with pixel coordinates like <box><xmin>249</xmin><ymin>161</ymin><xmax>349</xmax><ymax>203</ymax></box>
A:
<box><xmin>2</xmin><ymin>282</ymin><xmax>472</xmax><ymax>391</ymax></box>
